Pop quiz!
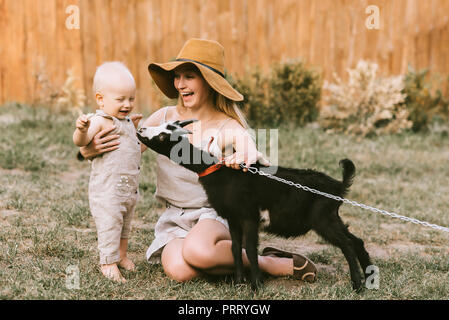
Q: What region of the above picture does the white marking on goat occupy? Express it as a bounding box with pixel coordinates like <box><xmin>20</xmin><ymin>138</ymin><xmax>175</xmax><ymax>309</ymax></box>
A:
<box><xmin>140</xmin><ymin>123</ymin><xmax>171</xmax><ymax>140</ymax></box>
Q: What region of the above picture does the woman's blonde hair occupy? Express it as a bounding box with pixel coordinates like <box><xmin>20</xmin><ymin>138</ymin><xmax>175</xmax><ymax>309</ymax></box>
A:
<box><xmin>214</xmin><ymin>91</ymin><xmax>248</xmax><ymax>128</ymax></box>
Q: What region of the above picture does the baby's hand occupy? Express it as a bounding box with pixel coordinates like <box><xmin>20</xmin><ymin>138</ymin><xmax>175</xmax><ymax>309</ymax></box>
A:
<box><xmin>76</xmin><ymin>114</ymin><xmax>90</xmax><ymax>132</ymax></box>
<box><xmin>130</xmin><ymin>113</ymin><xmax>143</xmax><ymax>129</ymax></box>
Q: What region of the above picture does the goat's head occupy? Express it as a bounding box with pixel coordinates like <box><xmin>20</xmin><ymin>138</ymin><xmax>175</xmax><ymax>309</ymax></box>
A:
<box><xmin>137</xmin><ymin>119</ymin><xmax>197</xmax><ymax>159</ymax></box>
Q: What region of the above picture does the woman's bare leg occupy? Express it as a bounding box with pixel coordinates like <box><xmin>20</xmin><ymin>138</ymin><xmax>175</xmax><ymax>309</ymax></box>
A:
<box><xmin>160</xmin><ymin>219</ymin><xmax>294</xmax><ymax>282</ymax></box>
<box><xmin>161</xmin><ymin>238</ymin><xmax>202</xmax><ymax>282</ymax></box>
<box><xmin>181</xmin><ymin>219</ymin><xmax>293</xmax><ymax>277</ymax></box>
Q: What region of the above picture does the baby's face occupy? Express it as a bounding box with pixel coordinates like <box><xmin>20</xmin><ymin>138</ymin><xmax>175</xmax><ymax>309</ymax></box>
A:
<box><xmin>96</xmin><ymin>74</ymin><xmax>136</xmax><ymax>119</ymax></box>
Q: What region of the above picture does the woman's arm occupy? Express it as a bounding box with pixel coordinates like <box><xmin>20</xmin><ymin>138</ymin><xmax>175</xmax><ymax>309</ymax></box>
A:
<box><xmin>79</xmin><ymin>125</ymin><xmax>120</xmax><ymax>159</ymax></box>
<box><xmin>79</xmin><ymin>107</ymin><xmax>168</xmax><ymax>160</ymax></box>
<box><xmin>217</xmin><ymin>120</ymin><xmax>270</xmax><ymax>171</ymax></box>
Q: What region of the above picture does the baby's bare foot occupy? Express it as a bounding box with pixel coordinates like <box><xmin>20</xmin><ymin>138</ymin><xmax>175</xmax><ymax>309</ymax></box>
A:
<box><xmin>101</xmin><ymin>263</ymin><xmax>126</xmax><ymax>283</ymax></box>
<box><xmin>118</xmin><ymin>257</ymin><xmax>135</xmax><ymax>271</ymax></box>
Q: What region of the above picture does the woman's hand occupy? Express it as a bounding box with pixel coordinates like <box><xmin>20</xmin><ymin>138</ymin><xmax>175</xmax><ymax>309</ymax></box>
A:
<box><xmin>79</xmin><ymin>126</ymin><xmax>120</xmax><ymax>160</ymax></box>
<box><xmin>223</xmin><ymin>151</ymin><xmax>270</xmax><ymax>172</ymax></box>
<box><xmin>218</xmin><ymin>119</ymin><xmax>271</xmax><ymax>172</ymax></box>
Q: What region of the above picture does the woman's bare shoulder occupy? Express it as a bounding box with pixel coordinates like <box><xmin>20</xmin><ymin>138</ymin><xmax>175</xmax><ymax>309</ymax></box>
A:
<box><xmin>142</xmin><ymin>106</ymin><xmax>175</xmax><ymax>126</ymax></box>
<box><xmin>216</xmin><ymin>118</ymin><xmax>248</xmax><ymax>147</ymax></box>
<box><xmin>221</xmin><ymin>118</ymin><xmax>245</xmax><ymax>132</ymax></box>
<box><xmin>164</xmin><ymin>106</ymin><xmax>179</xmax><ymax>121</ymax></box>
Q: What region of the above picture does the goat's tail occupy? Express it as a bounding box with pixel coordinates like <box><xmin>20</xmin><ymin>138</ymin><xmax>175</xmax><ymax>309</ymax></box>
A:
<box><xmin>339</xmin><ymin>159</ymin><xmax>355</xmax><ymax>195</ymax></box>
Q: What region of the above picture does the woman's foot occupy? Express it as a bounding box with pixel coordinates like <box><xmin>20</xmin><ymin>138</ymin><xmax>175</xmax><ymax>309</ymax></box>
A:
<box><xmin>100</xmin><ymin>263</ymin><xmax>126</xmax><ymax>283</ymax></box>
<box><xmin>261</xmin><ymin>247</ymin><xmax>317</xmax><ymax>282</ymax></box>
<box><xmin>118</xmin><ymin>257</ymin><xmax>136</xmax><ymax>271</ymax></box>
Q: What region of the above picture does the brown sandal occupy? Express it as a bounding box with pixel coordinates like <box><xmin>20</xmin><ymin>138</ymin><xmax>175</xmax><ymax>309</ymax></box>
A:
<box><xmin>262</xmin><ymin>247</ymin><xmax>317</xmax><ymax>283</ymax></box>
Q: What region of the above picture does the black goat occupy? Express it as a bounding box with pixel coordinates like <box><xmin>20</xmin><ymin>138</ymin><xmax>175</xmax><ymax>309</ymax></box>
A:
<box><xmin>137</xmin><ymin>120</ymin><xmax>372</xmax><ymax>291</ymax></box>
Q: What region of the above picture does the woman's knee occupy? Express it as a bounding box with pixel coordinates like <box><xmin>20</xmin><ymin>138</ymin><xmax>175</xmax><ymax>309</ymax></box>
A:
<box><xmin>161</xmin><ymin>239</ymin><xmax>199</xmax><ymax>282</ymax></box>
<box><xmin>162</xmin><ymin>259</ymin><xmax>197</xmax><ymax>282</ymax></box>
<box><xmin>182</xmin><ymin>238</ymin><xmax>216</xmax><ymax>269</ymax></box>
<box><xmin>182</xmin><ymin>219</ymin><xmax>231</xmax><ymax>269</ymax></box>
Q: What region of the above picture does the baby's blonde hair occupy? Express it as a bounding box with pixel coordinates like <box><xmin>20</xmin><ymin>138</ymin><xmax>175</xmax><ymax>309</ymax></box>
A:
<box><xmin>92</xmin><ymin>61</ymin><xmax>135</xmax><ymax>95</ymax></box>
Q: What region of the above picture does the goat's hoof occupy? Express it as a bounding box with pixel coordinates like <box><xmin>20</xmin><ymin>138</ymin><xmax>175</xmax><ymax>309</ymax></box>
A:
<box><xmin>233</xmin><ymin>274</ymin><xmax>245</xmax><ymax>285</ymax></box>
<box><xmin>250</xmin><ymin>279</ymin><xmax>263</xmax><ymax>292</ymax></box>
<box><xmin>352</xmin><ymin>280</ymin><xmax>364</xmax><ymax>293</ymax></box>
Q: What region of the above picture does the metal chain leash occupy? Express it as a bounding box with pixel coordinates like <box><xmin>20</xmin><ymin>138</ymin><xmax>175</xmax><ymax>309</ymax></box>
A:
<box><xmin>240</xmin><ymin>164</ymin><xmax>449</xmax><ymax>233</ymax></box>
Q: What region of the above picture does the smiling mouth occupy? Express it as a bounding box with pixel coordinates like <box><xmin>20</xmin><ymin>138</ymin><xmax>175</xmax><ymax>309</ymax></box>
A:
<box><xmin>181</xmin><ymin>92</ymin><xmax>194</xmax><ymax>97</ymax></box>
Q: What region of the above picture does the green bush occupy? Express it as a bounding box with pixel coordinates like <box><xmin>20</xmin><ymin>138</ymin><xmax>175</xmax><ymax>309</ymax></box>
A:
<box><xmin>402</xmin><ymin>65</ymin><xmax>449</xmax><ymax>132</ymax></box>
<box><xmin>229</xmin><ymin>60</ymin><xmax>321</xmax><ymax>127</ymax></box>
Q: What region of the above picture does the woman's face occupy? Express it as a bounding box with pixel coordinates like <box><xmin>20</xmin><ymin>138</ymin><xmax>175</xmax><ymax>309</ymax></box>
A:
<box><xmin>174</xmin><ymin>65</ymin><xmax>212</xmax><ymax>109</ymax></box>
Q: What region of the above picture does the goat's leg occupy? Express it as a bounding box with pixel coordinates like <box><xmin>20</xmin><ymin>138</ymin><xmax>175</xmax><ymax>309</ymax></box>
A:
<box><xmin>313</xmin><ymin>215</ymin><xmax>363</xmax><ymax>291</ymax></box>
<box><xmin>337</xmin><ymin>238</ymin><xmax>363</xmax><ymax>292</ymax></box>
<box><xmin>243</xmin><ymin>218</ymin><xmax>262</xmax><ymax>291</ymax></box>
<box><xmin>227</xmin><ymin>219</ymin><xmax>244</xmax><ymax>284</ymax></box>
<box><xmin>344</xmin><ymin>229</ymin><xmax>372</xmax><ymax>281</ymax></box>
<box><xmin>324</xmin><ymin>234</ymin><xmax>363</xmax><ymax>291</ymax></box>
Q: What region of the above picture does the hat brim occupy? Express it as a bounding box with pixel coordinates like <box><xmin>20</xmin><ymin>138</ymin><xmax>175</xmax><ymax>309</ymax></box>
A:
<box><xmin>148</xmin><ymin>61</ymin><xmax>243</xmax><ymax>102</ymax></box>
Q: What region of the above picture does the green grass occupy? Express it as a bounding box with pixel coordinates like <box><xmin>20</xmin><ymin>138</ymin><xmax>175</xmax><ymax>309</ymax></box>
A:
<box><xmin>0</xmin><ymin>103</ymin><xmax>448</xmax><ymax>299</ymax></box>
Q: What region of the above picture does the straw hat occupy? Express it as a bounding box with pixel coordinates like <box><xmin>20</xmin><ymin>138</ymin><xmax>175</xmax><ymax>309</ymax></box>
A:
<box><xmin>148</xmin><ymin>38</ymin><xmax>243</xmax><ymax>102</ymax></box>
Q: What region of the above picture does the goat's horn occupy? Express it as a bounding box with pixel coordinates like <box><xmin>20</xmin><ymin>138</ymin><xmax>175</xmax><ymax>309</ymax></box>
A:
<box><xmin>177</xmin><ymin>119</ymin><xmax>198</xmax><ymax>127</ymax></box>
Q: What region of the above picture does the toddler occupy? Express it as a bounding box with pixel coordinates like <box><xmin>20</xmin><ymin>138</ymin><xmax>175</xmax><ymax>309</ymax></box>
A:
<box><xmin>73</xmin><ymin>62</ymin><xmax>141</xmax><ymax>282</ymax></box>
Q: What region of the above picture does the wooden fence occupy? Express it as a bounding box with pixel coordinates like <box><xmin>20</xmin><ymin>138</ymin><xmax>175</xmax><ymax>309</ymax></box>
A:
<box><xmin>1</xmin><ymin>0</ymin><xmax>449</xmax><ymax>111</ymax></box>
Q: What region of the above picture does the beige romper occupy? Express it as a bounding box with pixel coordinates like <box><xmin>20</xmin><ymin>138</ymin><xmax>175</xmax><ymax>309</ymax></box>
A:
<box><xmin>146</xmin><ymin>106</ymin><xmax>231</xmax><ymax>263</ymax></box>
<box><xmin>88</xmin><ymin>109</ymin><xmax>141</xmax><ymax>265</ymax></box>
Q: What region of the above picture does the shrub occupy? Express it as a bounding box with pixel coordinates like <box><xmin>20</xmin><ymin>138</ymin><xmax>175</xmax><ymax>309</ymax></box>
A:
<box><xmin>55</xmin><ymin>69</ymin><xmax>86</xmax><ymax>114</ymax></box>
<box><xmin>320</xmin><ymin>60</ymin><xmax>411</xmax><ymax>137</ymax></box>
<box><xmin>228</xmin><ymin>68</ymin><xmax>271</xmax><ymax>126</ymax></box>
<box><xmin>230</xmin><ymin>60</ymin><xmax>321</xmax><ymax>127</ymax></box>
<box><xmin>33</xmin><ymin>63</ymin><xmax>86</xmax><ymax>114</ymax></box>
<box><xmin>402</xmin><ymin>65</ymin><xmax>449</xmax><ymax>132</ymax></box>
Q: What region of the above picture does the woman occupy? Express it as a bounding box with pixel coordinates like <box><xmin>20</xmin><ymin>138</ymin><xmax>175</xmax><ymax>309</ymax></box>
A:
<box><xmin>80</xmin><ymin>38</ymin><xmax>317</xmax><ymax>284</ymax></box>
